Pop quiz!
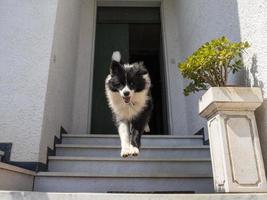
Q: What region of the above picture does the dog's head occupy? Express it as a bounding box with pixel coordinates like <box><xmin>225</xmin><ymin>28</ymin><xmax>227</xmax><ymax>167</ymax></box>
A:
<box><xmin>107</xmin><ymin>51</ymin><xmax>151</xmax><ymax>104</ymax></box>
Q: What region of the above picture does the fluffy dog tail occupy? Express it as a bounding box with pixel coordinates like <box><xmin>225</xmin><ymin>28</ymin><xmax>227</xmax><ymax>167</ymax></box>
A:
<box><xmin>110</xmin><ymin>51</ymin><xmax>123</xmax><ymax>74</ymax></box>
<box><xmin>112</xmin><ymin>51</ymin><xmax>121</xmax><ymax>62</ymax></box>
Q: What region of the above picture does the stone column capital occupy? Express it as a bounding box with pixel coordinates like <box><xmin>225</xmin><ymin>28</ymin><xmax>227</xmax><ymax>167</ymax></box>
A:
<box><xmin>199</xmin><ymin>87</ymin><xmax>263</xmax><ymax>119</ymax></box>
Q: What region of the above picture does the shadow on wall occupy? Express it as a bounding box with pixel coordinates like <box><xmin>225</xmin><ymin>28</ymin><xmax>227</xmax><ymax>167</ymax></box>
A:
<box><xmin>248</xmin><ymin>54</ymin><xmax>264</xmax><ymax>94</ymax></box>
<box><xmin>251</xmin><ymin>54</ymin><xmax>267</xmax><ymax>174</ymax></box>
<box><xmin>175</xmin><ymin>0</ymin><xmax>243</xmax><ymax>135</ymax></box>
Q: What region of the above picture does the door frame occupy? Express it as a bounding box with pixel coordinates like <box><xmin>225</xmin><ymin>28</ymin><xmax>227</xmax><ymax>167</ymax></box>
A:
<box><xmin>87</xmin><ymin>0</ymin><xmax>187</xmax><ymax>134</ymax></box>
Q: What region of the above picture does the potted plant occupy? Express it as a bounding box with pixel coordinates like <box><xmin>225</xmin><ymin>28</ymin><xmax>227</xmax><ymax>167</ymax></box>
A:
<box><xmin>179</xmin><ymin>36</ymin><xmax>249</xmax><ymax>96</ymax></box>
<box><xmin>178</xmin><ymin>36</ymin><xmax>267</xmax><ymax>193</ymax></box>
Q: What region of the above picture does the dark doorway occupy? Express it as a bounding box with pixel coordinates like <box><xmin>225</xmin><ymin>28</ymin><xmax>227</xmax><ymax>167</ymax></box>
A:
<box><xmin>91</xmin><ymin>7</ymin><xmax>168</xmax><ymax>135</ymax></box>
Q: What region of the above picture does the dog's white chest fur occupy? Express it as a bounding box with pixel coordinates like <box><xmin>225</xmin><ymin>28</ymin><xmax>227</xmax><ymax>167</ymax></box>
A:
<box><xmin>105</xmin><ymin>76</ymin><xmax>148</xmax><ymax>121</ymax></box>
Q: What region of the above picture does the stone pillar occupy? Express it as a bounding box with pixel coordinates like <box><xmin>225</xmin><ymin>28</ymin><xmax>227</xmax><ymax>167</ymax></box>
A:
<box><xmin>199</xmin><ymin>87</ymin><xmax>267</xmax><ymax>192</ymax></box>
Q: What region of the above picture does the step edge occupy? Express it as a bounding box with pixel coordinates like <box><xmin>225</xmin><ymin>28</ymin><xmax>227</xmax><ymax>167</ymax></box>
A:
<box><xmin>2</xmin><ymin>192</ymin><xmax>267</xmax><ymax>198</ymax></box>
<box><xmin>48</xmin><ymin>156</ymin><xmax>211</xmax><ymax>162</ymax></box>
<box><xmin>62</xmin><ymin>134</ymin><xmax>203</xmax><ymax>139</ymax></box>
<box><xmin>56</xmin><ymin>144</ymin><xmax>209</xmax><ymax>149</ymax></box>
<box><xmin>36</xmin><ymin>172</ymin><xmax>212</xmax><ymax>178</ymax></box>
<box><xmin>0</xmin><ymin>162</ymin><xmax>36</xmax><ymax>176</ymax></box>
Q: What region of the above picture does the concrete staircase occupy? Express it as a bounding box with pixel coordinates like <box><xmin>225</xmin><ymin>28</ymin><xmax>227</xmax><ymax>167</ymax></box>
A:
<box><xmin>34</xmin><ymin>134</ymin><xmax>213</xmax><ymax>193</ymax></box>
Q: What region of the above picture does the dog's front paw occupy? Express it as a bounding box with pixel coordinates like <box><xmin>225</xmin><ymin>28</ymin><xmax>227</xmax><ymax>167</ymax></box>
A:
<box><xmin>144</xmin><ymin>124</ymin><xmax>150</xmax><ymax>133</ymax></box>
<box><xmin>129</xmin><ymin>145</ymin><xmax>140</xmax><ymax>157</ymax></box>
<box><xmin>120</xmin><ymin>147</ymin><xmax>130</xmax><ymax>158</ymax></box>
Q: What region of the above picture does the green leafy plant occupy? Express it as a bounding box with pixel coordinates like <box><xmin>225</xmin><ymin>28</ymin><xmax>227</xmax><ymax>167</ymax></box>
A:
<box><xmin>178</xmin><ymin>36</ymin><xmax>250</xmax><ymax>96</ymax></box>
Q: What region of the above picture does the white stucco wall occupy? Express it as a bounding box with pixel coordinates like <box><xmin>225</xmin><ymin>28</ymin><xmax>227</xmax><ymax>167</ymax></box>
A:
<box><xmin>161</xmin><ymin>0</ymin><xmax>188</xmax><ymax>134</ymax></box>
<box><xmin>174</xmin><ymin>0</ymin><xmax>243</xmax><ymax>135</ymax></box>
<box><xmin>236</xmin><ymin>0</ymin><xmax>267</xmax><ymax>172</ymax></box>
<box><xmin>0</xmin><ymin>1</ymin><xmax>58</xmax><ymax>162</ymax></box>
<box><xmin>71</xmin><ymin>0</ymin><xmax>96</xmax><ymax>134</ymax></box>
<box><xmin>39</xmin><ymin>0</ymin><xmax>82</xmax><ymax>163</ymax></box>
<box><xmin>173</xmin><ymin>0</ymin><xmax>267</xmax><ymax>171</ymax></box>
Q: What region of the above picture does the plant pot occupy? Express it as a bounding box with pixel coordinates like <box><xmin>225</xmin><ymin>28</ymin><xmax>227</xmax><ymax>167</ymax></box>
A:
<box><xmin>199</xmin><ymin>87</ymin><xmax>267</xmax><ymax>193</ymax></box>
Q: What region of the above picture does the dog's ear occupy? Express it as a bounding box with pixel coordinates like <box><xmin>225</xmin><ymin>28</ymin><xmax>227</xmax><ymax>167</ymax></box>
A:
<box><xmin>110</xmin><ymin>61</ymin><xmax>124</xmax><ymax>75</ymax></box>
<box><xmin>137</xmin><ymin>62</ymin><xmax>148</xmax><ymax>75</ymax></box>
<box><xmin>110</xmin><ymin>51</ymin><xmax>124</xmax><ymax>75</ymax></box>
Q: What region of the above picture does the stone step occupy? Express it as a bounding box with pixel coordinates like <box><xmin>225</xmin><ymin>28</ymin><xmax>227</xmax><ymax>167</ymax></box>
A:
<box><xmin>62</xmin><ymin>134</ymin><xmax>204</xmax><ymax>146</ymax></box>
<box><xmin>55</xmin><ymin>144</ymin><xmax>210</xmax><ymax>159</ymax></box>
<box><xmin>2</xmin><ymin>191</ymin><xmax>267</xmax><ymax>200</ymax></box>
<box><xmin>34</xmin><ymin>172</ymin><xmax>213</xmax><ymax>193</ymax></box>
<box><xmin>48</xmin><ymin>157</ymin><xmax>212</xmax><ymax>176</ymax></box>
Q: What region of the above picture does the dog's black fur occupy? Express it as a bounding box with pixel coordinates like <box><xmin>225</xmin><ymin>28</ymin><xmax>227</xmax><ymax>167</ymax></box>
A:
<box><xmin>105</xmin><ymin>51</ymin><xmax>153</xmax><ymax>157</ymax></box>
<box><xmin>130</xmin><ymin>99</ymin><xmax>153</xmax><ymax>148</ymax></box>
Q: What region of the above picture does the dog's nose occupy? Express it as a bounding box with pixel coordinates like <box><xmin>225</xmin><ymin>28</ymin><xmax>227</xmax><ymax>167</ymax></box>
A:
<box><xmin>123</xmin><ymin>91</ymin><xmax>130</xmax><ymax>96</ymax></box>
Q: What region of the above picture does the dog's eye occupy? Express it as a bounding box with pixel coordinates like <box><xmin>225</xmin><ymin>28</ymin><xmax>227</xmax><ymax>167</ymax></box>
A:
<box><xmin>114</xmin><ymin>82</ymin><xmax>121</xmax><ymax>87</ymax></box>
<box><xmin>129</xmin><ymin>82</ymin><xmax>134</xmax><ymax>87</ymax></box>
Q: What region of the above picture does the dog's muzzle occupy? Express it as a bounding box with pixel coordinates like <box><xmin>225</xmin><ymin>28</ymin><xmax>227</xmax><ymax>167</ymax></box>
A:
<box><xmin>123</xmin><ymin>96</ymin><xmax>131</xmax><ymax>103</ymax></box>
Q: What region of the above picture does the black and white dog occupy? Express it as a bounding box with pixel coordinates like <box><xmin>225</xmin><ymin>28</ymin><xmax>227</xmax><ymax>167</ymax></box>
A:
<box><xmin>105</xmin><ymin>51</ymin><xmax>153</xmax><ymax>157</ymax></box>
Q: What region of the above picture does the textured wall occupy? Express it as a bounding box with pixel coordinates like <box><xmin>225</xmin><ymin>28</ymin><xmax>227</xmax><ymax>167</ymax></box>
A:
<box><xmin>39</xmin><ymin>0</ymin><xmax>82</xmax><ymax>163</ymax></box>
<box><xmin>236</xmin><ymin>0</ymin><xmax>267</xmax><ymax>172</ymax></box>
<box><xmin>174</xmin><ymin>0</ymin><xmax>242</xmax><ymax>135</ymax></box>
<box><xmin>0</xmin><ymin>1</ymin><xmax>58</xmax><ymax>161</ymax></box>
<box><xmin>174</xmin><ymin>0</ymin><xmax>267</xmax><ymax>171</ymax></box>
